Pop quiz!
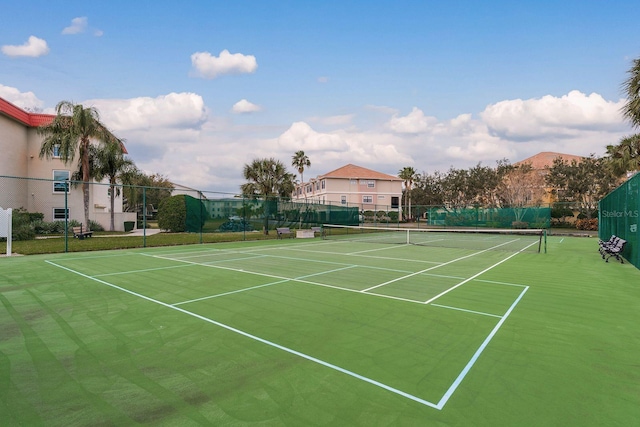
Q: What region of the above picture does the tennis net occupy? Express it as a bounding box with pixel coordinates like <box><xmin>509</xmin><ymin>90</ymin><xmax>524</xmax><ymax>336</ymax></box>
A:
<box><xmin>322</xmin><ymin>224</ymin><xmax>546</xmax><ymax>253</ymax></box>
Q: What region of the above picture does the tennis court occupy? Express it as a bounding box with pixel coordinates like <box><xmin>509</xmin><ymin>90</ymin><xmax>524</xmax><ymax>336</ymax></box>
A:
<box><xmin>1</xmin><ymin>231</ymin><xmax>639</xmax><ymax>425</ymax></box>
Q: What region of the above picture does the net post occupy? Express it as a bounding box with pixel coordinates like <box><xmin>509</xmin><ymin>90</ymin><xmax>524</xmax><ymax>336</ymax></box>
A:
<box><xmin>544</xmin><ymin>229</ymin><xmax>547</xmax><ymax>253</ymax></box>
<box><xmin>406</xmin><ymin>229</ymin><xmax>410</xmax><ymax>244</ymax></box>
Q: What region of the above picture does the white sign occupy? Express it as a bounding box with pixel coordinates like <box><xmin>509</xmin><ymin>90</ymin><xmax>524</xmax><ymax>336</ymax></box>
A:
<box><xmin>0</xmin><ymin>207</ymin><xmax>12</xmax><ymax>256</ymax></box>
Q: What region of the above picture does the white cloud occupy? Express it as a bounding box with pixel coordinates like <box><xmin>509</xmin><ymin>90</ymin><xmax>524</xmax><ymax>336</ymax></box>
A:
<box><xmin>387</xmin><ymin>107</ymin><xmax>438</xmax><ymax>134</ymax></box>
<box><xmin>85</xmin><ymin>92</ymin><xmax>208</xmax><ymax>132</ymax></box>
<box><xmin>62</xmin><ymin>17</ymin><xmax>103</xmax><ymax>37</ymax></box>
<box><xmin>480</xmin><ymin>90</ymin><xmax>627</xmax><ymax>141</ymax></box>
<box><xmin>317</xmin><ymin>76</ymin><xmax>329</xmax><ymax>83</ymax></box>
<box><xmin>308</xmin><ymin>114</ymin><xmax>354</xmax><ymax>126</ymax></box>
<box><xmin>1</xmin><ymin>36</ymin><xmax>49</xmax><ymax>57</ymax></box>
<box><xmin>232</xmin><ymin>99</ymin><xmax>262</xmax><ymax>113</ymax></box>
<box><xmin>62</xmin><ymin>17</ymin><xmax>88</xmax><ymax>34</ymax></box>
<box><xmin>277</xmin><ymin>122</ymin><xmax>349</xmax><ymax>151</ymax></box>
<box><xmin>190</xmin><ymin>49</ymin><xmax>257</xmax><ymax>79</ymax></box>
<box><xmin>0</xmin><ymin>85</ymin><xmax>44</xmax><ymax>110</ymax></box>
<box><xmin>19</xmin><ymin>88</ymin><xmax>630</xmax><ymax>193</ymax></box>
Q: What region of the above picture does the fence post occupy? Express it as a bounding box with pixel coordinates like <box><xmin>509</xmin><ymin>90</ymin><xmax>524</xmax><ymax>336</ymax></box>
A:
<box><xmin>64</xmin><ymin>180</ymin><xmax>69</xmax><ymax>253</ymax></box>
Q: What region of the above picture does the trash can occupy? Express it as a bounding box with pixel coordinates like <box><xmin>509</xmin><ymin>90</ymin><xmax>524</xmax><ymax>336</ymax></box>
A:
<box><xmin>124</xmin><ymin>221</ymin><xmax>135</xmax><ymax>232</ymax></box>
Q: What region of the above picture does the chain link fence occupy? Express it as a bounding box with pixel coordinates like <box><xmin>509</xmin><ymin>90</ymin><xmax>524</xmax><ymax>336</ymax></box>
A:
<box><xmin>2</xmin><ymin>174</ymin><xmax>592</xmax><ymax>255</ymax></box>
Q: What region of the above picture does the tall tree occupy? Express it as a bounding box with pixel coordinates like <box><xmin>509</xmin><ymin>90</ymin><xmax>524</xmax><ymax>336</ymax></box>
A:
<box><xmin>241</xmin><ymin>158</ymin><xmax>296</xmax><ymax>234</ymax></box>
<box><xmin>398</xmin><ymin>166</ymin><xmax>417</xmax><ymax>220</ymax></box>
<box><xmin>291</xmin><ymin>150</ymin><xmax>311</xmax><ymax>197</ymax></box>
<box><xmin>38</xmin><ymin>101</ymin><xmax>121</xmax><ymax>227</ymax></box>
<box><xmin>89</xmin><ymin>142</ymin><xmax>137</xmax><ymax>231</ymax></box>
<box><xmin>545</xmin><ymin>155</ymin><xmax>617</xmax><ymax>219</ymax></box>
<box><xmin>621</xmin><ymin>57</ymin><xmax>640</xmax><ymax>129</ymax></box>
<box><xmin>496</xmin><ymin>163</ymin><xmax>546</xmax><ymax>222</ymax></box>
<box><xmin>120</xmin><ymin>171</ymin><xmax>174</xmax><ymax>215</ymax></box>
<box><xmin>605</xmin><ymin>134</ymin><xmax>640</xmax><ymax>177</ymax></box>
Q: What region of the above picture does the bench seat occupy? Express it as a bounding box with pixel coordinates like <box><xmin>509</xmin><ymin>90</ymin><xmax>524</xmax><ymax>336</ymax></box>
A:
<box><xmin>72</xmin><ymin>225</ymin><xmax>93</xmax><ymax>239</ymax></box>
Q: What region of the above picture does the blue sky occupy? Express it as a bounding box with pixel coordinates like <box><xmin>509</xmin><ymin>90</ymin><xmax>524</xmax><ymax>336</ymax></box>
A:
<box><xmin>1</xmin><ymin>1</ymin><xmax>639</xmax><ymax>193</ymax></box>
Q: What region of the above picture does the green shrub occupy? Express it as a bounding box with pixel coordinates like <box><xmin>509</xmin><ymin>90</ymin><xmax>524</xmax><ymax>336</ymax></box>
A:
<box><xmin>158</xmin><ymin>195</ymin><xmax>187</xmax><ymax>232</ymax></box>
<box><xmin>28</xmin><ymin>212</ymin><xmax>44</xmax><ymax>222</ymax></box>
<box><xmin>88</xmin><ymin>220</ymin><xmax>104</xmax><ymax>232</ymax></box>
<box><xmin>11</xmin><ymin>208</ymin><xmax>35</xmax><ymax>241</ymax></box>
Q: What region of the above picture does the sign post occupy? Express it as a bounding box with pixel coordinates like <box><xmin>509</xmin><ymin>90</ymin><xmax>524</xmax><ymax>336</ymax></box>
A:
<box><xmin>0</xmin><ymin>207</ymin><xmax>12</xmax><ymax>256</ymax></box>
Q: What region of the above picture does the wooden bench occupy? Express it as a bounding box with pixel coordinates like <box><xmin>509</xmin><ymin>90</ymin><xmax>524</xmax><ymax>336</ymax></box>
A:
<box><xmin>72</xmin><ymin>225</ymin><xmax>93</xmax><ymax>239</ymax></box>
<box><xmin>276</xmin><ymin>227</ymin><xmax>293</xmax><ymax>239</ymax></box>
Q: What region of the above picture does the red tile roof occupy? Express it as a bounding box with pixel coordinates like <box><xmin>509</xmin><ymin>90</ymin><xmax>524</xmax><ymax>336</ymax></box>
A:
<box><xmin>319</xmin><ymin>164</ymin><xmax>402</xmax><ymax>181</ymax></box>
<box><xmin>0</xmin><ymin>96</ymin><xmax>128</xmax><ymax>154</ymax></box>
<box><xmin>515</xmin><ymin>152</ymin><xmax>584</xmax><ymax>169</ymax></box>
<box><xmin>0</xmin><ymin>97</ymin><xmax>54</xmax><ymax>127</ymax></box>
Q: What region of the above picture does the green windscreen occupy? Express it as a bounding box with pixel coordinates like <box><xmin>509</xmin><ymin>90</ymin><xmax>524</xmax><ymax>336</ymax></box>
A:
<box><xmin>426</xmin><ymin>206</ymin><xmax>550</xmax><ymax>229</ymax></box>
<box><xmin>598</xmin><ymin>173</ymin><xmax>640</xmax><ymax>269</ymax></box>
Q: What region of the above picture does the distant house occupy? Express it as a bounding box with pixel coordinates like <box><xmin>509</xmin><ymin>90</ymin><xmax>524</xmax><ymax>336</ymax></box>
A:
<box><xmin>292</xmin><ymin>163</ymin><xmax>403</xmax><ymax>213</ymax></box>
<box><xmin>515</xmin><ymin>151</ymin><xmax>585</xmax><ymax>205</ymax></box>
<box><xmin>0</xmin><ymin>96</ymin><xmax>135</xmax><ymax>230</ymax></box>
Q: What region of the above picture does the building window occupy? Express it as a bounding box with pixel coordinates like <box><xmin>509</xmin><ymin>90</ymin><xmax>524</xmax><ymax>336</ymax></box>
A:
<box><xmin>391</xmin><ymin>196</ymin><xmax>399</xmax><ymax>208</ymax></box>
<box><xmin>367</xmin><ymin>180</ymin><xmax>375</xmax><ymax>188</ymax></box>
<box><xmin>53</xmin><ymin>144</ymin><xmax>61</xmax><ymax>158</ymax></box>
<box><xmin>378</xmin><ymin>195</ymin><xmax>385</xmax><ymax>200</ymax></box>
<box><xmin>351</xmin><ymin>179</ymin><xmax>357</xmax><ymax>185</ymax></box>
<box><xmin>321</xmin><ymin>180</ymin><xmax>326</xmax><ymax>189</ymax></box>
<box><xmin>53</xmin><ymin>170</ymin><xmax>70</xmax><ymax>193</ymax></box>
<box><xmin>53</xmin><ymin>208</ymin><xmax>69</xmax><ymax>220</ymax></box>
<box><xmin>341</xmin><ymin>195</ymin><xmax>347</xmax><ymax>205</ymax></box>
<box><xmin>363</xmin><ymin>195</ymin><xmax>373</xmax><ymax>203</ymax></box>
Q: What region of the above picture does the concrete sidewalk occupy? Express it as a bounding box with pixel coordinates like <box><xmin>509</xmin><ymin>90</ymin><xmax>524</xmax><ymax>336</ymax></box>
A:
<box><xmin>125</xmin><ymin>228</ymin><xmax>162</xmax><ymax>236</ymax></box>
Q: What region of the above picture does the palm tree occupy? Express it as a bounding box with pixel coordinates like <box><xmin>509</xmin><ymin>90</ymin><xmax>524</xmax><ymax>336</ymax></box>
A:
<box><xmin>38</xmin><ymin>101</ymin><xmax>121</xmax><ymax>228</ymax></box>
<box><xmin>606</xmin><ymin>134</ymin><xmax>640</xmax><ymax>177</ymax></box>
<box><xmin>622</xmin><ymin>57</ymin><xmax>640</xmax><ymax>129</ymax></box>
<box><xmin>398</xmin><ymin>166</ymin><xmax>417</xmax><ymax>221</ymax></box>
<box><xmin>291</xmin><ymin>150</ymin><xmax>311</xmax><ymax>197</ymax></box>
<box><xmin>241</xmin><ymin>158</ymin><xmax>296</xmax><ymax>234</ymax></box>
<box><xmin>90</xmin><ymin>142</ymin><xmax>137</xmax><ymax>231</ymax></box>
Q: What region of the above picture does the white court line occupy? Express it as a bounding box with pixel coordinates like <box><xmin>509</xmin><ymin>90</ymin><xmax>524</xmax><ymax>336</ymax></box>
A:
<box><xmin>473</xmin><ymin>279</ymin><xmax>527</xmax><ymax>288</ymax></box>
<box><xmin>422</xmin><ymin>240</ymin><xmax>538</xmax><ymax>305</ymax></box>
<box><xmin>429</xmin><ymin>304</ymin><xmax>502</xmax><ymax>318</ymax></box>
<box><xmin>278</xmin><ymin>246</ymin><xmax>442</xmax><ymax>265</ymax></box>
<box><xmin>44</xmin><ymin>259</ymin><xmax>441</xmax><ymax>409</ymax></box>
<box><xmin>360</xmin><ymin>239</ymin><xmax>520</xmax><ymax>293</ymax></box>
<box><xmin>347</xmin><ymin>244</ymin><xmax>410</xmax><ymax>255</ymax></box>
<box><xmin>435</xmin><ymin>286</ymin><xmax>529</xmax><ymax>409</ymax></box>
<box><xmin>151</xmin><ymin>248</ymin><xmax>435</xmax><ymax>279</ymax></box>
<box><xmin>172</xmin><ymin>265</ymin><xmax>358</xmax><ymax>306</ymax></box>
<box><xmin>145</xmin><ymin>253</ymin><xmax>427</xmax><ymax>304</ymax></box>
<box><xmin>94</xmin><ymin>263</ymin><xmax>195</xmax><ymax>277</ymax></box>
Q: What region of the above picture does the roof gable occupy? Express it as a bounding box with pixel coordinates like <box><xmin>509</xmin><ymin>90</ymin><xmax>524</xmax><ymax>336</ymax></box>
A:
<box><xmin>515</xmin><ymin>151</ymin><xmax>585</xmax><ymax>169</ymax></box>
<box><xmin>319</xmin><ymin>164</ymin><xmax>402</xmax><ymax>181</ymax></box>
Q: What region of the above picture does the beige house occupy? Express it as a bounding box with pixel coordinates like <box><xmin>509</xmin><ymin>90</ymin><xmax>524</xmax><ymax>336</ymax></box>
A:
<box><xmin>0</xmin><ymin>96</ymin><xmax>135</xmax><ymax>230</ymax></box>
<box><xmin>515</xmin><ymin>151</ymin><xmax>585</xmax><ymax>205</ymax></box>
<box><xmin>292</xmin><ymin>164</ymin><xmax>403</xmax><ymax>213</ymax></box>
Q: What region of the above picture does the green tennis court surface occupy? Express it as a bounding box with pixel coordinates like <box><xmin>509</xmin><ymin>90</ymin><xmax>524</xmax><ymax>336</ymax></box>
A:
<box><xmin>1</xmin><ymin>236</ymin><xmax>638</xmax><ymax>425</ymax></box>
